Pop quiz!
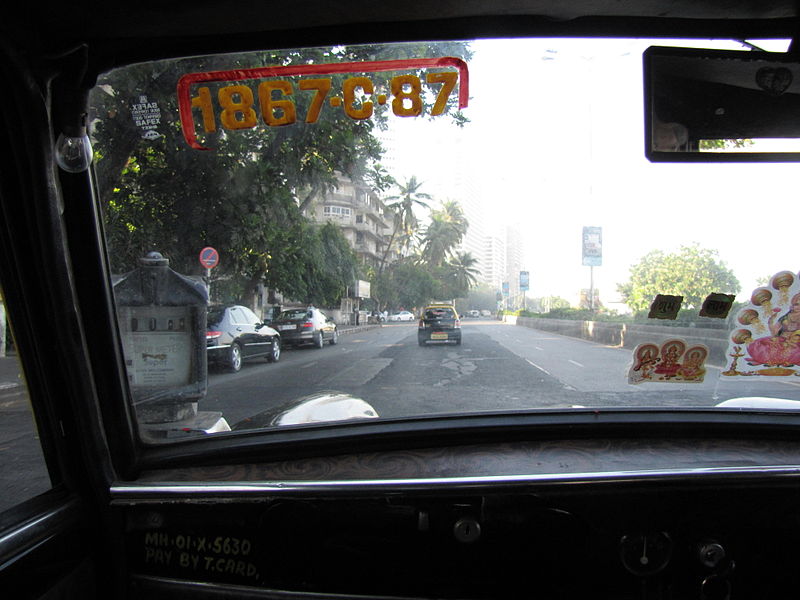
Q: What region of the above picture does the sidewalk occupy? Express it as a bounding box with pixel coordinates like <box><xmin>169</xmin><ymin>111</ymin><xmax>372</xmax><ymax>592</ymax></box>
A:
<box><xmin>336</xmin><ymin>323</ymin><xmax>383</xmax><ymax>336</ymax></box>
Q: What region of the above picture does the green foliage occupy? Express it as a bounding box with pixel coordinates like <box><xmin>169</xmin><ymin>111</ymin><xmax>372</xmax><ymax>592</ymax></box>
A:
<box><xmin>419</xmin><ymin>200</ymin><xmax>468</xmax><ymax>267</ymax></box>
<box><xmin>617</xmin><ymin>243</ymin><xmax>740</xmax><ymax>313</ymax></box>
<box><xmin>372</xmin><ymin>259</ymin><xmax>438</xmax><ymax>310</ymax></box>
<box><xmin>698</xmin><ymin>139</ymin><xmax>754</xmax><ymax>150</ymax></box>
<box><xmin>91</xmin><ymin>41</ymin><xmax>470</xmax><ymax>307</ymax></box>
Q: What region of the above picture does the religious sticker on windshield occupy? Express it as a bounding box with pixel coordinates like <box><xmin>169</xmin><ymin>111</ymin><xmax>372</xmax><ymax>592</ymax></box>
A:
<box><xmin>699</xmin><ymin>293</ymin><xmax>734</xmax><ymax>319</ymax></box>
<box><xmin>648</xmin><ymin>295</ymin><xmax>683</xmax><ymax>320</ymax></box>
<box><xmin>628</xmin><ymin>339</ymin><xmax>708</xmax><ymax>384</ymax></box>
<box><xmin>722</xmin><ymin>270</ymin><xmax>800</xmax><ymax>378</ymax></box>
<box><xmin>177</xmin><ymin>58</ymin><xmax>469</xmax><ymax>150</ymax></box>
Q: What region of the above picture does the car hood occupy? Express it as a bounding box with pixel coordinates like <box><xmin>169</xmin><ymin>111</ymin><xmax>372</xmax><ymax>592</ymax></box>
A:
<box><xmin>232</xmin><ymin>391</ymin><xmax>380</xmax><ymax>429</ymax></box>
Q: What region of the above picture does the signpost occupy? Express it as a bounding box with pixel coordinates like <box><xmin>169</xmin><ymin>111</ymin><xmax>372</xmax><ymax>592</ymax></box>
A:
<box><xmin>581</xmin><ymin>227</ymin><xmax>602</xmax><ymax>311</ymax></box>
<box><xmin>519</xmin><ymin>271</ymin><xmax>529</xmax><ymax>310</ymax></box>
<box><xmin>199</xmin><ymin>246</ymin><xmax>219</xmax><ymax>299</ymax></box>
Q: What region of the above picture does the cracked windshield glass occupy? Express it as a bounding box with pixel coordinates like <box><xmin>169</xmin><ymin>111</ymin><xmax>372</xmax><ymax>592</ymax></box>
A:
<box><xmin>89</xmin><ymin>38</ymin><xmax>800</xmax><ymax>440</ymax></box>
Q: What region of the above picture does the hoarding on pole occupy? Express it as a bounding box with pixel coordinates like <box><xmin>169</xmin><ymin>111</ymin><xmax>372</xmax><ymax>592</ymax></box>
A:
<box><xmin>582</xmin><ymin>226</ymin><xmax>602</xmax><ymax>266</ymax></box>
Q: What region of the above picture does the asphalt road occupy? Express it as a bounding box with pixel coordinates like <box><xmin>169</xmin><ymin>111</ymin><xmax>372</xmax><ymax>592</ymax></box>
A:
<box><xmin>5</xmin><ymin>319</ymin><xmax>800</xmax><ymax>511</ymax></box>
<box><xmin>205</xmin><ymin>320</ymin><xmax>800</xmax><ymax>428</ymax></box>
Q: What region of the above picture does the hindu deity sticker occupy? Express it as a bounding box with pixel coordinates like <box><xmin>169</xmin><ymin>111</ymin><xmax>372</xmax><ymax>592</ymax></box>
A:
<box><xmin>723</xmin><ymin>270</ymin><xmax>800</xmax><ymax>377</ymax></box>
<box><xmin>628</xmin><ymin>339</ymin><xmax>709</xmax><ymax>384</ymax></box>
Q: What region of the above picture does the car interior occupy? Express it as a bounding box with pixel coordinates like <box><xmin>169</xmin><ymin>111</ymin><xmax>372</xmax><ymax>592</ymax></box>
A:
<box><xmin>4</xmin><ymin>2</ymin><xmax>800</xmax><ymax>600</ymax></box>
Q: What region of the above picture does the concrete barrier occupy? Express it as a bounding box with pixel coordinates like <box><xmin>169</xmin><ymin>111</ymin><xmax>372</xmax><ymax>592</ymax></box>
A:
<box><xmin>516</xmin><ymin>317</ymin><xmax>731</xmax><ymax>366</ymax></box>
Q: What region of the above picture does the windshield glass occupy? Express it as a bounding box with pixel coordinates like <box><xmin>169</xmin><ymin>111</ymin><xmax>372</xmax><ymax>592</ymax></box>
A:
<box><xmin>90</xmin><ymin>37</ymin><xmax>800</xmax><ymax>442</ymax></box>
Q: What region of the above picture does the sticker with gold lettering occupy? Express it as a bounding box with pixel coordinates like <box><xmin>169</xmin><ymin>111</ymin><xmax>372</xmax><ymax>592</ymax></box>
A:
<box><xmin>177</xmin><ymin>57</ymin><xmax>469</xmax><ymax>150</ymax></box>
<box><xmin>699</xmin><ymin>293</ymin><xmax>735</xmax><ymax>319</ymax></box>
<box><xmin>648</xmin><ymin>294</ymin><xmax>683</xmax><ymax>320</ymax></box>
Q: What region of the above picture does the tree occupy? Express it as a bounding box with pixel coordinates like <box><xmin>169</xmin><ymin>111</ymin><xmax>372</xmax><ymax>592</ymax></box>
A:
<box><xmin>617</xmin><ymin>244</ymin><xmax>740</xmax><ymax>313</ymax></box>
<box><xmin>91</xmin><ymin>41</ymin><xmax>471</xmax><ymax>302</ymax></box>
<box><xmin>446</xmin><ymin>251</ymin><xmax>480</xmax><ymax>295</ymax></box>
<box><xmin>380</xmin><ymin>176</ymin><xmax>432</xmax><ymax>270</ymax></box>
<box><xmin>372</xmin><ymin>259</ymin><xmax>438</xmax><ymax>310</ymax></box>
<box><xmin>419</xmin><ymin>200</ymin><xmax>468</xmax><ymax>267</ymax></box>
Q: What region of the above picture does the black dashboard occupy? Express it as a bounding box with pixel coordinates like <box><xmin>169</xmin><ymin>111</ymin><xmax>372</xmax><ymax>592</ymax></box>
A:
<box><xmin>117</xmin><ymin>437</ymin><xmax>800</xmax><ymax>599</ymax></box>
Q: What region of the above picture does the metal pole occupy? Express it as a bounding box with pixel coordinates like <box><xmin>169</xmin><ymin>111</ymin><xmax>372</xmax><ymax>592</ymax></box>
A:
<box><xmin>589</xmin><ymin>266</ymin><xmax>594</xmax><ymax>311</ymax></box>
<box><xmin>206</xmin><ymin>267</ymin><xmax>211</xmax><ymax>302</ymax></box>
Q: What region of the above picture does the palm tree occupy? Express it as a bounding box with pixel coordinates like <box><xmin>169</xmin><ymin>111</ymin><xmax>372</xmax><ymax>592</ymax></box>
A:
<box><xmin>420</xmin><ymin>200</ymin><xmax>468</xmax><ymax>267</ymax></box>
<box><xmin>447</xmin><ymin>251</ymin><xmax>480</xmax><ymax>294</ymax></box>
<box><xmin>379</xmin><ymin>176</ymin><xmax>432</xmax><ymax>272</ymax></box>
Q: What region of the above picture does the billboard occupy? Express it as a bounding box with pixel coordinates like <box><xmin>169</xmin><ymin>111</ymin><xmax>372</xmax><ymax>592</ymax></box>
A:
<box><xmin>582</xmin><ymin>226</ymin><xmax>602</xmax><ymax>266</ymax></box>
<box><xmin>502</xmin><ymin>282</ymin><xmax>509</xmax><ymax>297</ymax></box>
<box><xmin>519</xmin><ymin>271</ymin><xmax>529</xmax><ymax>292</ymax></box>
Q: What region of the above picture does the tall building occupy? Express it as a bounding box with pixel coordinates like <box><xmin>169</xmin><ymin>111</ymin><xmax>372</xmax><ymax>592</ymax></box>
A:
<box><xmin>505</xmin><ymin>225</ymin><xmax>524</xmax><ymax>307</ymax></box>
<box><xmin>304</xmin><ymin>174</ymin><xmax>394</xmax><ymax>271</ymax></box>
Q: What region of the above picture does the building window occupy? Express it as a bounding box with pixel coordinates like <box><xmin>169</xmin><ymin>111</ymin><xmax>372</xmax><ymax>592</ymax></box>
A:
<box><xmin>356</xmin><ymin>232</ymin><xmax>364</xmax><ymax>244</ymax></box>
<box><xmin>355</xmin><ymin>214</ymin><xmax>363</xmax><ymax>223</ymax></box>
<box><xmin>323</xmin><ymin>205</ymin><xmax>351</xmax><ymax>218</ymax></box>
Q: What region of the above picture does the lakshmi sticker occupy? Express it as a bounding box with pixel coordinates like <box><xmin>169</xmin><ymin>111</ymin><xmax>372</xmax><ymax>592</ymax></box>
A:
<box><xmin>723</xmin><ymin>270</ymin><xmax>800</xmax><ymax>377</ymax></box>
<box><xmin>628</xmin><ymin>339</ymin><xmax>708</xmax><ymax>384</ymax></box>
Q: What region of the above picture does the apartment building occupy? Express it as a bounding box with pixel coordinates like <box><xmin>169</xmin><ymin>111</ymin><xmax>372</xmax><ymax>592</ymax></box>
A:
<box><xmin>306</xmin><ymin>174</ymin><xmax>395</xmax><ymax>270</ymax></box>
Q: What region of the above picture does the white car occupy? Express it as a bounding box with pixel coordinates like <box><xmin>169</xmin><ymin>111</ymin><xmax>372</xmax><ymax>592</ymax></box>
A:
<box><xmin>388</xmin><ymin>311</ymin><xmax>415</xmax><ymax>322</ymax></box>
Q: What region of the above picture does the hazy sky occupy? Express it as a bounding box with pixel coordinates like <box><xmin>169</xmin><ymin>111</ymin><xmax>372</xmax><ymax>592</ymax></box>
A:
<box><xmin>383</xmin><ymin>37</ymin><xmax>797</xmax><ymax>306</ymax></box>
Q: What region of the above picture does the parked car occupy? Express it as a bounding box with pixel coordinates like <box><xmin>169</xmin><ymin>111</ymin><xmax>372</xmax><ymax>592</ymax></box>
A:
<box><xmin>418</xmin><ymin>304</ymin><xmax>462</xmax><ymax>346</ymax></box>
<box><xmin>388</xmin><ymin>311</ymin><xmax>415</xmax><ymax>322</ymax></box>
<box><xmin>468</xmin><ymin>309</ymin><xmax>480</xmax><ymax>318</ymax></box>
<box><xmin>271</xmin><ymin>307</ymin><xmax>338</xmax><ymax>348</ymax></box>
<box><xmin>480</xmin><ymin>309</ymin><xmax>493</xmax><ymax>317</ymax></box>
<box><xmin>206</xmin><ymin>305</ymin><xmax>281</xmax><ymax>372</ymax></box>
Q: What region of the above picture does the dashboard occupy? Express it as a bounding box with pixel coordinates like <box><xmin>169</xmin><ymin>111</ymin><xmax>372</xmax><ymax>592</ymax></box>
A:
<box><xmin>116</xmin><ymin>436</ymin><xmax>800</xmax><ymax>599</ymax></box>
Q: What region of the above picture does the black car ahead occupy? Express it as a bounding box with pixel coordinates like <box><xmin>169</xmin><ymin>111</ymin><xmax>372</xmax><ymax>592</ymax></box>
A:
<box><xmin>206</xmin><ymin>305</ymin><xmax>281</xmax><ymax>372</ymax></box>
<box><xmin>271</xmin><ymin>306</ymin><xmax>338</xmax><ymax>348</ymax></box>
<box><xmin>418</xmin><ymin>304</ymin><xmax>462</xmax><ymax>346</ymax></box>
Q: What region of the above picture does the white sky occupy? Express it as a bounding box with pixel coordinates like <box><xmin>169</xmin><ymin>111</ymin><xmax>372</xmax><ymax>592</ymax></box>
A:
<box><xmin>382</xmin><ymin>37</ymin><xmax>797</xmax><ymax>306</ymax></box>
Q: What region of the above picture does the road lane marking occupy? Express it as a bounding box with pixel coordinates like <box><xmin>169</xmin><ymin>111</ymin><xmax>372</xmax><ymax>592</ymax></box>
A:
<box><xmin>535</xmin><ymin>346</ymin><xmax>543</xmax><ymax>351</ymax></box>
<box><xmin>525</xmin><ymin>359</ymin><xmax>551</xmax><ymax>376</ymax></box>
<box><xmin>301</xmin><ymin>361</ymin><xmax>318</xmax><ymax>369</ymax></box>
<box><xmin>568</xmin><ymin>359</ymin><xmax>584</xmax><ymax>368</ymax></box>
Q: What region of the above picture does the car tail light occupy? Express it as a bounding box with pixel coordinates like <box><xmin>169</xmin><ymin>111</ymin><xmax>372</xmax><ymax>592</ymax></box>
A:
<box><xmin>418</xmin><ymin>319</ymin><xmax>425</xmax><ymax>329</ymax></box>
<box><xmin>301</xmin><ymin>322</ymin><xmax>314</xmax><ymax>328</ymax></box>
<box><xmin>206</xmin><ymin>330</ymin><xmax>221</xmax><ymax>341</ymax></box>
<box><xmin>455</xmin><ymin>319</ymin><xmax>461</xmax><ymax>328</ymax></box>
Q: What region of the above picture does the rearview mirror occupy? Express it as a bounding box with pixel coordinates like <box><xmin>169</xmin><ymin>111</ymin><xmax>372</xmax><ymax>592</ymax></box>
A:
<box><xmin>644</xmin><ymin>46</ymin><xmax>800</xmax><ymax>162</ymax></box>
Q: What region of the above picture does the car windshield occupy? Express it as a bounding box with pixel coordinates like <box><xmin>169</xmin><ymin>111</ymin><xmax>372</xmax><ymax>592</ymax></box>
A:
<box><xmin>90</xmin><ymin>36</ymin><xmax>800</xmax><ymax>442</ymax></box>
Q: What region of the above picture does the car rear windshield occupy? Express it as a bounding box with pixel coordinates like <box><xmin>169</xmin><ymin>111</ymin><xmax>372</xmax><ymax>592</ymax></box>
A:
<box><xmin>425</xmin><ymin>308</ymin><xmax>456</xmax><ymax>319</ymax></box>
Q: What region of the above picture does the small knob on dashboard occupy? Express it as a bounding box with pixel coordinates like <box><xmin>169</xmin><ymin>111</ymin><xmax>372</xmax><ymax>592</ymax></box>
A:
<box><xmin>697</xmin><ymin>541</ymin><xmax>726</xmax><ymax>569</ymax></box>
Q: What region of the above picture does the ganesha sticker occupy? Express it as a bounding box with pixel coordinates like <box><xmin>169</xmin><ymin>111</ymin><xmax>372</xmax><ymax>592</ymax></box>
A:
<box><xmin>628</xmin><ymin>339</ymin><xmax>708</xmax><ymax>384</ymax></box>
<box><xmin>723</xmin><ymin>270</ymin><xmax>800</xmax><ymax>377</ymax></box>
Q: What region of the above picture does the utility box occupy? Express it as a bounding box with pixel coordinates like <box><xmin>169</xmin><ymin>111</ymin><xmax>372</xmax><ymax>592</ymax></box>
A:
<box><xmin>113</xmin><ymin>252</ymin><xmax>228</xmax><ymax>437</ymax></box>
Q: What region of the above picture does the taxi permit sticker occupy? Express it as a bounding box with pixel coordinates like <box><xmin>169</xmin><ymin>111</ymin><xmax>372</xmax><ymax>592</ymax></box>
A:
<box><xmin>130</xmin><ymin>95</ymin><xmax>163</xmax><ymax>140</ymax></box>
<box><xmin>723</xmin><ymin>270</ymin><xmax>800</xmax><ymax>377</ymax></box>
<box><xmin>648</xmin><ymin>294</ymin><xmax>683</xmax><ymax>320</ymax></box>
<box><xmin>628</xmin><ymin>339</ymin><xmax>708</xmax><ymax>384</ymax></box>
<box><xmin>699</xmin><ymin>293</ymin><xmax>735</xmax><ymax>319</ymax></box>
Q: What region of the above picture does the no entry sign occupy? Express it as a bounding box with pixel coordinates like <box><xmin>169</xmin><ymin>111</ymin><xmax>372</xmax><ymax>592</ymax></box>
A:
<box><xmin>199</xmin><ymin>246</ymin><xmax>219</xmax><ymax>269</ymax></box>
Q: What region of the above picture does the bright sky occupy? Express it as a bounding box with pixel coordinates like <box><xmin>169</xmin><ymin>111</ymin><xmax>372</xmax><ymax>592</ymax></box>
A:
<box><xmin>382</xmin><ymin>37</ymin><xmax>796</xmax><ymax>307</ymax></box>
